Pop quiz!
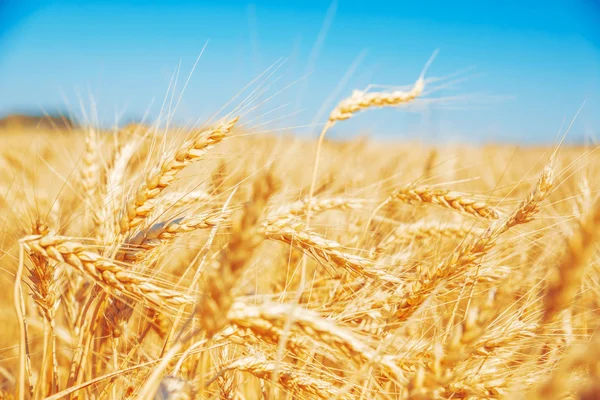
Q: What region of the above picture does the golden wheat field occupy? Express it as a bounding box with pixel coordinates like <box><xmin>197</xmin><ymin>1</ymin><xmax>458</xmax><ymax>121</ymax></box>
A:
<box><xmin>0</xmin><ymin>72</ymin><xmax>599</xmax><ymax>400</ymax></box>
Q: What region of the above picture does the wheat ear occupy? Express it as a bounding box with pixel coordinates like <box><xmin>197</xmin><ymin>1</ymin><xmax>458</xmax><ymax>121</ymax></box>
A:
<box><xmin>388</xmin><ymin>185</ymin><xmax>500</xmax><ymax>220</ymax></box>
<box><xmin>306</xmin><ymin>50</ymin><xmax>437</xmax><ymax>228</ymax></box>
<box><xmin>80</xmin><ymin>127</ymin><xmax>101</xmax><ymax>218</ymax></box>
<box><xmin>265</xmin><ymin>222</ymin><xmax>401</xmax><ymax>285</ymax></box>
<box><xmin>119</xmin><ymin>117</ymin><xmax>239</xmax><ymax>235</ymax></box>
<box><xmin>21</xmin><ymin>234</ymin><xmax>193</xmax><ymax>308</ymax></box>
<box><xmin>120</xmin><ymin>209</ymin><xmax>233</xmax><ymax>262</ymax></box>
<box><xmin>393</xmin><ymin>162</ymin><xmax>554</xmax><ymax>320</ymax></box>
<box><xmin>26</xmin><ymin>221</ymin><xmax>60</xmax><ymax>396</ymax></box>
<box><xmin>218</xmin><ymin>353</ymin><xmax>349</xmax><ymax>399</ymax></box>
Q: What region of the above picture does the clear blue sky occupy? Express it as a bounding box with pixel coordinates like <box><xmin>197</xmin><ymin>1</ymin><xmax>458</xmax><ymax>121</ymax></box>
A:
<box><xmin>0</xmin><ymin>0</ymin><xmax>599</xmax><ymax>143</ymax></box>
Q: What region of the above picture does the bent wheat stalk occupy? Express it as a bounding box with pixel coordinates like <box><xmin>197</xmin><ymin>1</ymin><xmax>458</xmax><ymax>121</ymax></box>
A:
<box><xmin>307</xmin><ymin>50</ymin><xmax>438</xmax><ymax>228</ymax></box>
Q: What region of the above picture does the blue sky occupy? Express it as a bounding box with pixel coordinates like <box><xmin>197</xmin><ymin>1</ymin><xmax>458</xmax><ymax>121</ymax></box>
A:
<box><xmin>0</xmin><ymin>0</ymin><xmax>599</xmax><ymax>143</ymax></box>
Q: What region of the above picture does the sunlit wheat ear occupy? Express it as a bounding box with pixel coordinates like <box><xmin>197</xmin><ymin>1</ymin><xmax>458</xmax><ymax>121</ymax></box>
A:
<box><xmin>228</xmin><ymin>312</ymin><xmax>313</xmax><ymax>356</ymax></box>
<box><xmin>119</xmin><ymin>116</ymin><xmax>239</xmax><ymax>236</ymax></box>
<box><xmin>26</xmin><ymin>220</ymin><xmax>60</xmax><ymax>396</ymax></box>
<box><xmin>264</xmin><ymin>221</ymin><xmax>401</xmax><ymax>285</ymax></box>
<box><xmin>306</xmin><ymin>50</ymin><xmax>438</xmax><ymax>227</ymax></box>
<box><xmin>327</xmin><ymin>77</ymin><xmax>424</xmax><ymax>123</ymax></box>
<box><xmin>97</xmin><ymin>136</ymin><xmax>143</xmax><ymax>245</ymax></box>
<box><xmin>79</xmin><ymin>126</ymin><xmax>101</xmax><ymax>219</ymax></box>
<box><xmin>362</xmin><ymin>184</ymin><xmax>498</xmax><ymax>245</ymax></box>
<box><xmin>20</xmin><ymin>234</ymin><xmax>193</xmax><ymax>308</ymax></box>
<box><xmin>386</xmin><ymin>185</ymin><xmax>500</xmax><ymax>220</ymax></box>
<box><xmin>119</xmin><ymin>208</ymin><xmax>233</xmax><ymax>263</ymax></box>
<box><xmin>328</xmin><ymin>50</ymin><xmax>439</xmax><ymax>124</ymax></box>
<box><xmin>26</xmin><ymin>221</ymin><xmax>60</xmax><ymax>328</ymax></box>
<box><xmin>502</xmin><ymin>162</ymin><xmax>554</xmax><ymax>229</ymax></box>
<box><xmin>575</xmin><ymin>176</ymin><xmax>592</xmax><ymax>217</ymax></box>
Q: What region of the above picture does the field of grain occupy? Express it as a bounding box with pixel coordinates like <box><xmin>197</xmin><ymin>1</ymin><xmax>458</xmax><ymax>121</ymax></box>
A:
<box><xmin>0</xmin><ymin>75</ymin><xmax>599</xmax><ymax>400</ymax></box>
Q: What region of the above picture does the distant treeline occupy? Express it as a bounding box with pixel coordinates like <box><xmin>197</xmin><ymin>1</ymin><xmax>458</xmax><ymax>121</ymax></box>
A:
<box><xmin>0</xmin><ymin>112</ymin><xmax>77</xmax><ymax>130</ymax></box>
<box><xmin>0</xmin><ymin>112</ymin><xmax>594</xmax><ymax>146</ymax></box>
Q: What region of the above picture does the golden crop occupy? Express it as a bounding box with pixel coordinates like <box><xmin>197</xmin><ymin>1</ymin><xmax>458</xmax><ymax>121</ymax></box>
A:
<box><xmin>0</xmin><ymin>68</ymin><xmax>598</xmax><ymax>399</ymax></box>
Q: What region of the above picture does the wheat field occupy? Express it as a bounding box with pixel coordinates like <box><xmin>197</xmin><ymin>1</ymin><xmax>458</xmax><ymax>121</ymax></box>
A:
<box><xmin>0</xmin><ymin>70</ymin><xmax>598</xmax><ymax>400</ymax></box>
